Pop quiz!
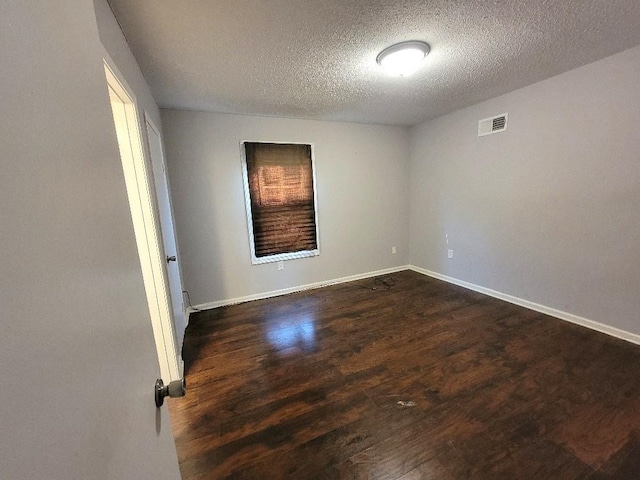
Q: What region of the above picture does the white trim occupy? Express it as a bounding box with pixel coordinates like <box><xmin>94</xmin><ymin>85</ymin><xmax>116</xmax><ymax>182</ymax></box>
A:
<box><xmin>189</xmin><ymin>265</ymin><xmax>410</xmax><ymax>311</ymax></box>
<box><xmin>104</xmin><ymin>58</ymin><xmax>181</xmax><ymax>382</ymax></box>
<box><xmin>143</xmin><ymin>114</ymin><xmax>185</xmax><ymax>379</ymax></box>
<box><xmin>239</xmin><ymin>141</ymin><xmax>320</xmax><ymax>265</ymax></box>
<box><xmin>187</xmin><ymin>263</ymin><xmax>640</xmax><ymax>348</ymax></box>
<box><xmin>409</xmin><ymin>266</ymin><xmax>640</xmax><ymax>346</ymax></box>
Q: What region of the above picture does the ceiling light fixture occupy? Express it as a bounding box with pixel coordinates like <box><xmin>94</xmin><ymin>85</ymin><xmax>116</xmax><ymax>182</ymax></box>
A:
<box><xmin>376</xmin><ymin>40</ymin><xmax>430</xmax><ymax>77</ymax></box>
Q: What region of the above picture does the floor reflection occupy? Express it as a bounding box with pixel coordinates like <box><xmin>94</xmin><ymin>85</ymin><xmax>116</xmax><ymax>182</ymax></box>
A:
<box><xmin>264</xmin><ymin>313</ymin><xmax>316</xmax><ymax>354</ymax></box>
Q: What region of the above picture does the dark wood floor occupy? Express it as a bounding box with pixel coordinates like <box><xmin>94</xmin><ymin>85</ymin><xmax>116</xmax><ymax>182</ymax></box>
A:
<box><xmin>168</xmin><ymin>270</ymin><xmax>640</xmax><ymax>479</ymax></box>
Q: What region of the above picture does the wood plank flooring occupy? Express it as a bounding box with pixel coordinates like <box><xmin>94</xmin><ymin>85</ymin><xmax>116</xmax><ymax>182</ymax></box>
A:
<box><xmin>168</xmin><ymin>270</ymin><xmax>640</xmax><ymax>479</ymax></box>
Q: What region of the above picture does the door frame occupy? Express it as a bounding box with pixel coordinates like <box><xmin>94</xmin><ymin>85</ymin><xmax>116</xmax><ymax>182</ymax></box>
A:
<box><xmin>143</xmin><ymin>114</ymin><xmax>188</xmax><ymax>351</ymax></box>
<box><xmin>104</xmin><ymin>57</ymin><xmax>181</xmax><ymax>382</ymax></box>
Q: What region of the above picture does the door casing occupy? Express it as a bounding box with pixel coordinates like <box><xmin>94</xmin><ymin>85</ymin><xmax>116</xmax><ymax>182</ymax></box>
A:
<box><xmin>104</xmin><ymin>59</ymin><xmax>181</xmax><ymax>382</ymax></box>
<box><xmin>144</xmin><ymin>115</ymin><xmax>188</xmax><ymax>350</ymax></box>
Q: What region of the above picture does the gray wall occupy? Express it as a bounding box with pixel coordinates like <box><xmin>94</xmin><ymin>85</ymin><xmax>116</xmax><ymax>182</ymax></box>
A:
<box><xmin>0</xmin><ymin>1</ymin><xmax>180</xmax><ymax>478</ymax></box>
<box><xmin>409</xmin><ymin>45</ymin><xmax>640</xmax><ymax>334</ymax></box>
<box><xmin>162</xmin><ymin>110</ymin><xmax>410</xmax><ymax>305</ymax></box>
<box><xmin>93</xmin><ymin>0</ymin><xmax>162</xmax><ymax>128</ymax></box>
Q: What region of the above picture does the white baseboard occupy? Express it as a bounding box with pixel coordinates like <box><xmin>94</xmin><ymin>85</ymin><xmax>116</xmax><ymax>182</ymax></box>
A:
<box><xmin>189</xmin><ymin>265</ymin><xmax>411</xmax><ymax>312</ymax></box>
<box><xmin>409</xmin><ymin>266</ymin><xmax>640</xmax><ymax>346</ymax></box>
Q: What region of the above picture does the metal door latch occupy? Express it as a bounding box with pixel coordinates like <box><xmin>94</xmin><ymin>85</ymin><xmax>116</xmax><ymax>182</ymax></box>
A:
<box><xmin>155</xmin><ymin>378</ymin><xmax>186</xmax><ymax>407</ymax></box>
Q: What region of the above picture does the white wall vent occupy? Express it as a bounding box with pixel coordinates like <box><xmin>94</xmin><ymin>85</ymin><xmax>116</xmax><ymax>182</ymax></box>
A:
<box><xmin>478</xmin><ymin>113</ymin><xmax>508</xmax><ymax>137</ymax></box>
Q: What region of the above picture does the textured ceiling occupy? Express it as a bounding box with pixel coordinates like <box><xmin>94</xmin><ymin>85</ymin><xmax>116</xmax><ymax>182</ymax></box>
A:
<box><xmin>106</xmin><ymin>0</ymin><xmax>640</xmax><ymax>126</ymax></box>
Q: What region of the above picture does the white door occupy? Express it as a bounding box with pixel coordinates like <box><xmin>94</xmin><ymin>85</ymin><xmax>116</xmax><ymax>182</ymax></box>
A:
<box><xmin>145</xmin><ymin>118</ymin><xmax>188</xmax><ymax>349</ymax></box>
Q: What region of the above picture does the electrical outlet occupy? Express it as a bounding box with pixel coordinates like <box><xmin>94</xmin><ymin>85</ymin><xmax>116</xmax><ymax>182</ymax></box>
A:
<box><xmin>277</xmin><ymin>260</ymin><xmax>284</xmax><ymax>271</ymax></box>
<box><xmin>392</xmin><ymin>246</ymin><xmax>397</xmax><ymax>254</ymax></box>
<box><xmin>448</xmin><ymin>249</ymin><xmax>454</xmax><ymax>259</ymax></box>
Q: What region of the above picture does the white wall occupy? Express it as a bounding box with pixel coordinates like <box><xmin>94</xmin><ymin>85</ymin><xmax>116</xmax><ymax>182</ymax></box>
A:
<box><xmin>409</xmin><ymin>45</ymin><xmax>640</xmax><ymax>335</ymax></box>
<box><xmin>162</xmin><ymin>110</ymin><xmax>410</xmax><ymax>305</ymax></box>
<box><xmin>0</xmin><ymin>1</ymin><xmax>180</xmax><ymax>478</ymax></box>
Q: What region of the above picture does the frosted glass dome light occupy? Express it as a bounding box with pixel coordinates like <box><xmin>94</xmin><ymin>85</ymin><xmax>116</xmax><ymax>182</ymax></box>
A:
<box><xmin>376</xmin><ymin>41</ymin><xmax>430</xmax><ymax>77</ymax></box>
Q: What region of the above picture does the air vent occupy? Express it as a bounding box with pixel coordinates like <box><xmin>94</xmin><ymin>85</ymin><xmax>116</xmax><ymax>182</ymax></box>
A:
<box><xmin>478</xmin><ymin>113</ymin><xmax>508</xmax><ymax>137</ymax></box>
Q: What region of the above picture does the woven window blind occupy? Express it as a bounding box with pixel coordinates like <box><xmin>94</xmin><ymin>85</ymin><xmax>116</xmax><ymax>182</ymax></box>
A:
<box><xmin>244</xmin><ymin>142</ymin><xmax>318</xmax><ymax>258</ymax></box>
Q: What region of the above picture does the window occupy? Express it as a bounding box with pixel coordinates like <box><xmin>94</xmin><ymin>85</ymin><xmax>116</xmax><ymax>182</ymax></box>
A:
<box><xmin>241</xmin><ymin>142</ymin><xmax>319</xmax><ymax>264</ymax></box>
